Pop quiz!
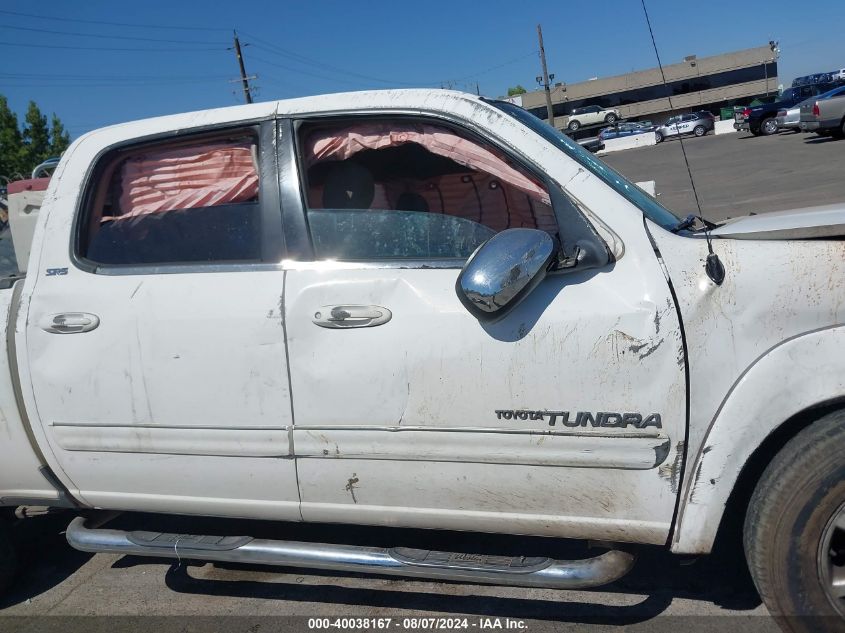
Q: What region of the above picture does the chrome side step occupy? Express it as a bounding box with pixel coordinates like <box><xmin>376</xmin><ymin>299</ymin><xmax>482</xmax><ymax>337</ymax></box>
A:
<box><xmin>66</xmin><ymin>517</ymin><xmax>635</xmax><ymax>589</ymax></box>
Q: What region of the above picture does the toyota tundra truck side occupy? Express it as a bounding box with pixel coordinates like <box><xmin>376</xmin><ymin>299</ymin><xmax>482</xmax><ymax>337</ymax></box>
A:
<box><xmin>1</xmin><ymin>90</ymin><xmax>844</xmax><ymax>632</ymax></box>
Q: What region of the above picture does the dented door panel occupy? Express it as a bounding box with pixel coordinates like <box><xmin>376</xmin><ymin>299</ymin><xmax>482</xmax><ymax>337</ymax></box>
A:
<box><xmin>285</xmin><ymin>237</ymin><xmax>686</xmax><ymax>541</ymax></box>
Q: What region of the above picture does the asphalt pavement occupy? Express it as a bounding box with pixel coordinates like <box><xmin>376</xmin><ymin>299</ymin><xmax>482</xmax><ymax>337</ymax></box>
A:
<box><xmin>0</xmin><ymin>511</ymin><xmax>779</xmax><ymax>632</ymax></box>
<box><xmin>603</xmin><ymin>128</ymin><xmax>845</xmax><ymax>222</ymax></box>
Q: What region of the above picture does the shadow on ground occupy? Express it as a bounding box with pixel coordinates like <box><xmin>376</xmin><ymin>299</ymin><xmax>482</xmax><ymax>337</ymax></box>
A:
<box><xmin>0</xmin><ymin>511</ymin><xmax>93</xmax><ymax>610</ymax></box>
<box><xmin>2</xmin><ymin>511</ymin><xmax>760</xmax><ymax>623</ymax></box>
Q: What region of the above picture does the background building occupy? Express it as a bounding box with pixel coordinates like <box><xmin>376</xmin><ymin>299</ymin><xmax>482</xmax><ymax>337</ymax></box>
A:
<box><xmin>513</xmin><ymin>44</ymin><xmax>779</xmax><ymax>128</ymax></box>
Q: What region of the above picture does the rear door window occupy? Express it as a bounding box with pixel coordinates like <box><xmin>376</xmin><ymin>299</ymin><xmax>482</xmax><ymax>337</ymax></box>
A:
<box><xmin>78</xmin><ymin>130</ymin><xmax>268</xmax><ymax>267</ymax></box>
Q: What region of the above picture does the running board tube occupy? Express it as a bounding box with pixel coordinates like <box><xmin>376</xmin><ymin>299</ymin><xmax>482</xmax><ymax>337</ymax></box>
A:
<box><xmin>66</xmin><ymin>517</ymin><xmax>635</xmax><ymax>589</ymax></box>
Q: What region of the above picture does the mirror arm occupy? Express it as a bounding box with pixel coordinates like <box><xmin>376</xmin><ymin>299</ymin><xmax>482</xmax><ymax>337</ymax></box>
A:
<box><xmin>548</xmin><ymin>186</ymin><xmax>612</xmax><ymax>273</ymax></box>
<box><xmin>552</xmin><ymin>244</ymin><xmax>581</xmax><ymax>270</ymax></box>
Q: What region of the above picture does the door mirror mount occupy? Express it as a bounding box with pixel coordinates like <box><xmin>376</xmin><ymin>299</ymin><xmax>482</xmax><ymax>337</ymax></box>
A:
<box><xmin>456</xmin><ymin>228</ymin><xmax>558</xmax><ymax>322</ymax></box>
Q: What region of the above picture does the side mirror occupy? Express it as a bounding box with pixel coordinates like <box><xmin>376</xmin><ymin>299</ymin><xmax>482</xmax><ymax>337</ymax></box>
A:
<box><xmin>456</xmin><ymin>228</ymin><xmax>558</xmax><ymax>322</ymax></box>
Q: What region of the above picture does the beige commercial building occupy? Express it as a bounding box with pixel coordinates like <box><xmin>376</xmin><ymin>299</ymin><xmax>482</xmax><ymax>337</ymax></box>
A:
<box><xmin>515</xmin><ymin>45</ymin><xmax>778</xmax><ymax>128</ymax></box>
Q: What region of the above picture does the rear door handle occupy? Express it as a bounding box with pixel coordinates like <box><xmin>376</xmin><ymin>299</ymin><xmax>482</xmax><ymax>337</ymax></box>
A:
<box><xmin>313</xmin><ymin>305</ymin><xmax>392</xmax><ymax>329</ymax></box>
<box><xmin>39</xmin><ymin>312</ymin><xmax>100</xmax><ymax>334</ymax></box>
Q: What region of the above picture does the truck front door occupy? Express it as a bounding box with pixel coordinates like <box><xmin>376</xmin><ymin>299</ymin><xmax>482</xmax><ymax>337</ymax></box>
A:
<box><xmin>21</xmin><ymin>120</ymin><xmax>301</xmax><ymax>520</ymax></box>
<box><xmin>282</xmin><ymin>113</ymin><xmax>687</xmax><ymax>544</ymax></box>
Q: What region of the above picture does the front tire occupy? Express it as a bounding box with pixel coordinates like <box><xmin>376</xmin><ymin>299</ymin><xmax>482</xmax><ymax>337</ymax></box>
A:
<box><xmin>568</xmin><ymin>120</ymin><xmax>581</xmax><ymax>131</ymax></box>
<box><xmin>0</xmin><ymin>519</ymin><xmax>17</xmax><ymax>597</ymax></box>
<box><xmin>604</xmin><ymin>113</ymin><xmax>617</xmax><ymax>124</ymax></box>
<box><xmin>654</xmin><ymin>131</ymin><xmax>663</xmax><ymax>143</ymax></box>
<box><xmin>744</xmin><ymin>410</ymin><xmax>845</xmax><ymax>632</ymax></box>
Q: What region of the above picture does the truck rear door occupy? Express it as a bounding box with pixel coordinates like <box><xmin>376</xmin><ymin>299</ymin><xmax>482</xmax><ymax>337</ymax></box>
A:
<box><xmin>20</xmin><ymin>120</ymin><xmax>301</xmax><ymax>520</ymax></box>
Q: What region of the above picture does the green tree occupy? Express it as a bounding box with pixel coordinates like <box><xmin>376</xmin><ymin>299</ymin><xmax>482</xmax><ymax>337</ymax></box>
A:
<box><xmin>507</xmin><ymin>85</ymin><xmax>527</xmax><ymax>96</ymax></box>
<box><xmin>0</xmin><ymin>97</ymin><xmax>72</xmax><ymax>182</ymax></box>
<box><xmin>0</xmin><ymin>96</ymin><xmax>25</xmax><ymax>183</ymax></box>
<box><xmin>22</xmin><ymin>101</ymin><xmax>51</xmax><ymax>171</ymax></box>
<box><xmin>49</xmin><ymin>113</ymin><xmax>71</xmax><ymax>157</ymax></box>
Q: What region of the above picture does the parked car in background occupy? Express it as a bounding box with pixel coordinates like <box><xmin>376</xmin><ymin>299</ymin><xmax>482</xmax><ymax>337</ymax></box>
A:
<box><xmin>800</xmin><ymin>91</ymin><xmax>845</xmax><ymax>138</ymax></box>
<box><xmin>792</xmin><ymin>73</ymin><xmax>836</xmax><ymax>87</ymax></box>
<box><xmin>735</xmin><ymin>83</ymin><xmax>839</xmax><ymax>135</ymax></box>
<box><xmin>598</xmin><ymin>122</ymin><xmax>655</xmax><ymax>141</ymax></box>
<box><xmin>777</xmin><ymin>105</ymin><xmax>801</xmax><ymax>132</ymax></box>
<box><xmin>654</xmin><ymin>112</ymin><xmax>714</xmax><ymax>142</ymax></box>
<box><xmin>565</xmin><ymin>105</ymin><xmax>618</xmax><ymax>130</ymax></box>
<box><xmin>782</xmin><ymin>86</ymin><xmax>845</xmax><ymax>133</ymax></box>
<box><xmin>576</xmin><ymin>135</ymin><xmax>604</xmax><ymax>152</ymax></box>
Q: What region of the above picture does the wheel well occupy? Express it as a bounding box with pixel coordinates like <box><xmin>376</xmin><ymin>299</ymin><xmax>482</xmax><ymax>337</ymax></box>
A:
<box><xmin>711</xmin><ymin>398</ymin><xmax>845</xmax><ymax>553</ymax></box>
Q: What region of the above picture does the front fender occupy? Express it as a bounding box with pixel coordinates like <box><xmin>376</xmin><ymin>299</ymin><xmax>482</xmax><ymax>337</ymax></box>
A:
<box><xmin>672</xmin><ymin>324</ymin><xmax>845</xmax><ymax>553</ymax></box>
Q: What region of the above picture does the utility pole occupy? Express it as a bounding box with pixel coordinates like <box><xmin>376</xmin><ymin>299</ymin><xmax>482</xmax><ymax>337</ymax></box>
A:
<box><xmin>233</xmin><ymin>30</ymin><xmax>253</xmax><ymax>104</ymax></box>
<box><xmin>536</xmin><ymin>24</ymin><xmax>555</xmax><ymax>128</ymax></box>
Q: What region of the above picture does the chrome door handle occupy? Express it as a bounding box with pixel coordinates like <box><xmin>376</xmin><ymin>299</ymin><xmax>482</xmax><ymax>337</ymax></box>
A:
<box><xmin>313</xmin><ymin>305</ymin><xmax>392</xmax><ymax>329</ymax></box>
<box><xmin>39</xmin><ymin>312</ymin><xmax>100</xmax><ymax>334</ymax></box>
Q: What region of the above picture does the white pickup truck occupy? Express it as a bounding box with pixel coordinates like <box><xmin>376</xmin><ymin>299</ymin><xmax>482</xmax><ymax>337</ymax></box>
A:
<box><xmin>1</xmin><ymin>90</ymin><xmax>844</xmax><ymax>632</ymax></box>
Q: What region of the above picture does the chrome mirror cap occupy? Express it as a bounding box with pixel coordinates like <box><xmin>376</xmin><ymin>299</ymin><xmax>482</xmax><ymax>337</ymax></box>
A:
<box><xmin>456</xmin><ymin>228</ymin><xmax>558</xmax><ymax>322</ymax></box>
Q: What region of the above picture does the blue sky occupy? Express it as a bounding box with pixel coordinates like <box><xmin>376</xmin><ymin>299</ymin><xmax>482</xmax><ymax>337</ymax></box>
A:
<box><xmin>3</xmin><ymin>0</ymin><xmax>844</xmax><ymax>139</ymax></box>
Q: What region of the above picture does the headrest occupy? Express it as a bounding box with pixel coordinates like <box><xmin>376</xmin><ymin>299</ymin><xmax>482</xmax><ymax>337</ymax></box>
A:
<box><xmin>396</xmin><ymin>191</ymin><xmax>430</xmax><ymax>213</ymax></box>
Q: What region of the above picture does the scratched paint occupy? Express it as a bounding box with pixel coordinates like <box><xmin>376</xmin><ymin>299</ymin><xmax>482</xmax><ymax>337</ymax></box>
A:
<box><xmin>14</xmin><ymin>89</ymin><xmax>840</xmax><ymax>553</ymax></box>
<box><xmin>651</xmin><ymin>228</ymin><xmax>845</xmax><ymax>553</ymax></box>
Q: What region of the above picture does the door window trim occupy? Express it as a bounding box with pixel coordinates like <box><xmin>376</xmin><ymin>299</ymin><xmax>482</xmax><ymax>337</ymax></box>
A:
<box><xmin>279</xmin><ymin>110</ymin><xmax>609</xmax><ymax>269</ymax></box>
<box><xmin>70</xmin><ymin>119</ymin><xmax>285</xmax><ymax>276</ymax></box>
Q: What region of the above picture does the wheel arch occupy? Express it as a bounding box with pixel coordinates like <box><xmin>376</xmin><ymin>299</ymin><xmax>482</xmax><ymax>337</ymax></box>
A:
<box><xmin>671</xmin><ymin>325</ymin><xmax>845</xmax><ymax>554</ymax></box>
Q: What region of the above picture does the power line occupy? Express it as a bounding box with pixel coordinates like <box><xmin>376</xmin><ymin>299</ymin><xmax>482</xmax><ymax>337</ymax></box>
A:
<box><xmin>249</xmin><ymin>42</ymin><xmax>417</xmax><ymax>86</ymax></box>
<box><xmin>0</xmin><ymin>41</ymin><xmax>222</xmax><ymax>52</ymax></box>
<box><xmin>0</xmin><ymin>72</ymin><xmax>230</xmax><ymax>81</ymax></box>
<box><xmin>249</xmin><ymin>55</ymin><xmax>373</xmax><ymax>87</ymax></box>
<box><xmin>444</xmin><ymin>51</ymin><xmax>537</xmax><ymax>83</ymax></box>
<box><xmin>240</xmin><ymin>30</ymin><xmax>398</xmax><ymax>81</ymax></box>
<box><xmin>0</xmin><ymin>9</ymin><xmax>228</xmax><ymax>31</ymax></box>
<box><xmin>0</xmin><ymin>24</ymin><xmax>221</xmax><ymax>45</ymax></box>
<box><xmin>246</xmin><ymin>33</ymin><xmax>536</xmax><ymax>89</ymax></box>
<box><xmin>1</xmin><ymin>79</ymin><xmax>233</xmax><ymax>88</ymax></box>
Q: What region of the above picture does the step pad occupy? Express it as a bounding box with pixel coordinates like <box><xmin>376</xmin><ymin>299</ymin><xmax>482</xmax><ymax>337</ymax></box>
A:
<box><xmin>127</xmin><ymin>530</ymin><xmax>253</xmax><ymax>551</ymax></box>
<box><xmin>389</xmin><ymin>547</ymin><xmax>552</xmax><ymax>573</ymax></box>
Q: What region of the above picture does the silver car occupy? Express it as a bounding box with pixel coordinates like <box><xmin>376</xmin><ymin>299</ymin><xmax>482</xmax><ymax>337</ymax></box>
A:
<box><xmin>776</xmin><ymin>104</ymin><xmax>801</xmax><ymax>131</ymax></box>
<box><xmin>654</xmin><ymin>111</ymin><xmax>715</xmax><ymax>143</ymax></box>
